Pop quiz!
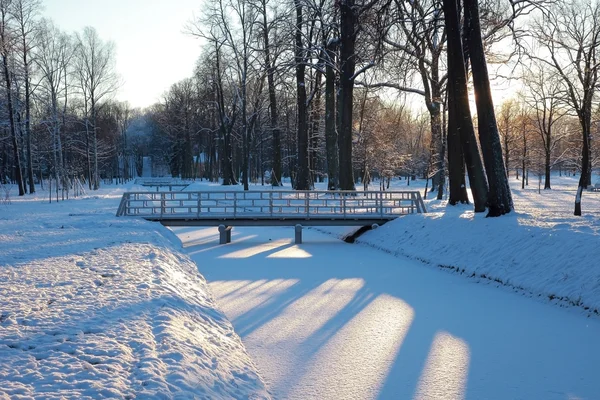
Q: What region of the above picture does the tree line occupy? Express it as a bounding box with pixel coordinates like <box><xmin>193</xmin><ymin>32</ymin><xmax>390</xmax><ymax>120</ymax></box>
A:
<box><xmin>1</xmin><ymin>0</ymin><xmax>598</xmax><ymax>215</ymax></box>
<box><xmin>0</xmin><ymin>0</ymin><xmax>128</xmax><ymax>201</ymax></box>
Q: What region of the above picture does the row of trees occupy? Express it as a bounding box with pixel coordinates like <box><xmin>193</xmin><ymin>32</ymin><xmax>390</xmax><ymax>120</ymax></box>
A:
<box><xmin>1</xmin><ymin>0</ymin><xmax>598</xmax><ymax>216</ymax></box>
<box><xmin>0</xmin><ymin>0</ymin><xmax>123</xmax><ymax>200</ymax></box>
<box><xmin>498</xmin><ymin>97</ymin><xmax>600</xmax><ymax>191</ymax></box>
<box><xmin>138</xmin><ymin>0</ymin><xmax>600</xmax><ymax>216</ymax></box>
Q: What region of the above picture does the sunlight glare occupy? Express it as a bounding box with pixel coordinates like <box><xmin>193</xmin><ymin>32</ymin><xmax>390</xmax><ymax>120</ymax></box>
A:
<box><xmin>249</xmin><ymin>278</ymin><xmax>365</xmax><ymax>344</ymax></box>
<box><xmin>414</xmin><ymin>331</ymin><xmax>471</xmax><ymax>400</ymax></box>
<box><xmin>220</xmin><ymin>239</ymin><xmax>293</xmax><ymax>259</ymax></box>
<box><xmin>286</xmin><ymin>294</ymin><xmax>414</xmax><ymax>399</ymax></box>
<box><xmin>267</xmin><ymin>245</ymin><xmax>313</xmax><ymax>258</ymax></box>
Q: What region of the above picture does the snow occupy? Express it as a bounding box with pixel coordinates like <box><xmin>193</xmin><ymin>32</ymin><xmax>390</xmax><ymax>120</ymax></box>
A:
<box><xmin>172</xmin><ymin>224</ymin><xmax>600</xmax><ymax>400</ymax></box>
<box><xmin>0</xmin><ymin>184</ymin><xmax>268</xmax><ymax>399</ymax></box>
<box><xmin>1</xmin><ymin>175</ymin><xmax>599</xmax><ymax>399</ymax></box>
<box><xmin>319</xmin><ymin>176</ymin><xmax>600</xmax><ymax>314</ymax></box>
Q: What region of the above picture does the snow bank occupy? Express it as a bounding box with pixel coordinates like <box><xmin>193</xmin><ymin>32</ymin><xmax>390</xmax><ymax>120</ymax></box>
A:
<box><xmin>0</xmin><ymin>188</ymin><xmax>268</xmax><ymax>399</ymax></box>
<box><xmin>318</xmin><ymin>177</ymin><xmax>600</xmax><ymax>315</ymax></box>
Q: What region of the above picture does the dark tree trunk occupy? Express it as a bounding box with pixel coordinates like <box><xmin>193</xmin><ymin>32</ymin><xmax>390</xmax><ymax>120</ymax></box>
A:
<box><xmin>2</xmin><ymin>49</ymin><xmax>25</xmax><ymax>196</ymax></box>
<box><xmin>295</xmin><ymin>0</ymin><xmax>310</xmax><ymax>190</ymax></box>
<box><xmin>91</xmin><ymin>97</ymin><xmax>99</xmax><ymax>190</ymax></box>
<box><xmin>444</xmin><ymin>0</ymin><xmax>487</xmax><ymax>211</ymax></box>
<box><xmin>436</xmin><ymin>113</ymin><xmax>446</xmax><ymax>200</ymax></box>
<box><xmin>446</xmin><ymin>71</ymin><xmax>469</xmax><ymax>204</ymax></box>
<box><xmin>544</xmin><ymin>134</ymin><xmax>551</xmax><ymax>189</ymax></box>
<box><xmin>309</xmin><ymin>60</ymin><xmax>323</xmax><ymax>185</ymax></box>
<box><xmin>521</xmin><ymin>124</ymin><xmax>527</xmax><ymax>190</ymax></box>
<box><xmin>183</xmin><ymin>117</ymin><xmax>194</xmax><ymax>179</ymax></box>
<box><xmin>338</xmin><ymin>0</ymin><xmax>357</xmax><ymax>190</ymax></box>
<box><xmin>503</xmin><ymin>128</ymin><xmax>510</xmax><ymax>179</ymax></box>
<box><xmin>325</xmin><ymin>47</ymin><xmax>338</xmax><ymax>190</ymax></box>
<box><xmin>261</xmin><ymin>1</ymin><xmax>282</xmax><ymax>186</ymax></box>
<box><xmin>85</xmin><ymin>118</ymin><xmax>92</xmax><ymax>190</ymax></box>
<box><xmin>23</xmin><ymin>49</ymin><xmax>34</xmax><ymax>194</ymax></box>
<box><xmin>215</xmin><ymin>44</ymin><xmax>237</xmax><ymax>186</ymax></box>
<box><xmin>464</xmin><ymin>0</ymin><xmax>513</xmax><ymax>216</ymax></box>
<box><xmin>574</xmin><ymin>114</ymin><xmax>591</xmax><ymax>215</ymax></box>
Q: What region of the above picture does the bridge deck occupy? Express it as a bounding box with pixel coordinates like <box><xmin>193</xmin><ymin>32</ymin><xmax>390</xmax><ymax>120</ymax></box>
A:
<box><xmin>117</xmin><ymin>190</ymin><xmax>426</xmax><ymax>225</ymax></box>
<box><xmin>151</xmin><ymin>215</ymin><xmax>395</xmax><ymax>227</ymax></box>
<box><xmin>116</xmin><ymin>190</ymin><xmax>426</xmax><ymax>243</ymax></box>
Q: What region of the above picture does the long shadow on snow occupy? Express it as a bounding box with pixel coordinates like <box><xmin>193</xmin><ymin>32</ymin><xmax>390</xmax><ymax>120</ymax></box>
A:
<box><xmin>176</xmin><ymin>225</ymin><xmax>600</xmax><ymax>400</ymax></box>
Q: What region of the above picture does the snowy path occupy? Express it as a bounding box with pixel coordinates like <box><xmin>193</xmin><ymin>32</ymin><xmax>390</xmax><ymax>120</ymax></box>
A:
<box><xmin>173</xmin><ymin>225</ymin><xmax>600</xmax><ymax>400</ymax></box>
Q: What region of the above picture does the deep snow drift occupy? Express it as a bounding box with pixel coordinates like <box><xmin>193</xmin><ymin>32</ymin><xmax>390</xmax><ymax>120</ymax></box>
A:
<box><xmin>0</xmin><ymin>186</ymin><xmax>268</xmax><ymax>399</ymax></box>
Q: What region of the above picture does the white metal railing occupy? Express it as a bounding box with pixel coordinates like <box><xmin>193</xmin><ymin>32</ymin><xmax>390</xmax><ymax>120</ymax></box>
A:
<box><xmin>134</xmin><ymin>178</ymin><xmax>191</xmax><ymax>191</ymax></box>
<box><xmin>116</xmin><ymin>190</ymin><xmax>427</xmax><ymax>219</ymax></box>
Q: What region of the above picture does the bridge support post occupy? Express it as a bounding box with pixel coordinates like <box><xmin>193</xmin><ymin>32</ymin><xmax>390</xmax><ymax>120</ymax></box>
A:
<box><xmin>295</xmin><ymin>224</ymin><xmax>303</xmax><ymax>244</ymax></box>
<box><xmin>218</xmin><ymin>225</ymin><xmax>232</xmax><ymax>244</ymax></box>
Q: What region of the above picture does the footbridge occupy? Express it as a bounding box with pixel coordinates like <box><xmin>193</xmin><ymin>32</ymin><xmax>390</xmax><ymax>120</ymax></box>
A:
<box><xmin>116</xmin><ymin>190</ymin><xmax>427</xmax><ymax>243</ymax></box>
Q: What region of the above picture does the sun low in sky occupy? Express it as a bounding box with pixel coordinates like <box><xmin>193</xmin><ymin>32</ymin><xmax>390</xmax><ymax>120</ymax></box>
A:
<box><xmin>43</xmin><ymin>0</ymin><xmax>204</xmax><ymax>109</ymax></box>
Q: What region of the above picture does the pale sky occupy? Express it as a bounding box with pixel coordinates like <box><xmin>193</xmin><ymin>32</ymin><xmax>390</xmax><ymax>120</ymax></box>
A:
<box><xmin>43</xmin><ymin>0</ymin><xmax>205</xmax><ymax>109</ymax></box>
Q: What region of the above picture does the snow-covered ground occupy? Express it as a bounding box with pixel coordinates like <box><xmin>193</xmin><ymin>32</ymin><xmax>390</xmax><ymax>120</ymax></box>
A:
<box><xmin>0</xmin><ymin>185</ymin><xmax>268</xmax><ymax>399</ymax></box>
<box><xmin>173</xmin><ymin>224</ymin><xmax>600</xmax><ymax>400</ymax></box>
<box><xmin>319</xmin><ymin>175</ymin><xmax>600</xmax><ymax>315</ymax></box>
<box><xmin>1</xmin><ymin>175</ymin><xmax>599</xmax><ymax>399</ymax></box>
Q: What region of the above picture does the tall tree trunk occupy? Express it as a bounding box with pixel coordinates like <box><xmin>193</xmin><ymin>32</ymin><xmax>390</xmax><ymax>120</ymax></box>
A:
<box><xmin>444</xmin><ymin>0</ymin><xmax>487</xmax><ymax>211</ymax></box>
<box><xmin>294</xmin><ymin>0</ymin><xmax>310</xmax><ymax>190</ymax></box>
<box><xmin>521</xmin><ymin>121</ymin><xmax>527</xmax><ymax>190</ymax></box>
<box><xmin>338</xmin><ymin>0</ymin><xmax>357</xmax><ymax>190</ymax></box>
<box><xmin>464</xmin><ymin>0</ymin><xmax>513</xmax><ymax>216</ymax></box>
<box><xmin>2</xmin><ymin>55</ymin><xmax>25</xmax><ymax>196</ymax></box>
<box><xmin>544</xmin><ymin>133</ymin><xmax>551</xmax><ymax>189</ymax></box>
<box><xmin>85</xmin><ymin>116</ymin><xmax>92</xmax><ymax>190</ymax></box>
<box><xmin>242</xmin><ymin>70</ymin><xmax>249</xmax><ymax>191</ymax></box>
<box><xmin>309</xmin><ymin>65</ymin><xmax>323</xmax><ymax>185</ymax></box>
<box><xmin>574</xmin><ymin>113</ymin><xmax>591</xmax><ymax>215</ymax></box>
<box><xmin>215</xmin><ymin>46</ymin><xmax>237</xmax><ymax>186</ymax></box>
<box><xmin>91</xmin><ymin>97</ymin><xmax>99</xmax><ymax>190</ymax></box>
<box><xmin>503</xmin><ymin>126</ymin><xmax>510</xmax><ymax>179</ymax></box>
<box><xmin>434</xmin><ymin>111</ymin><xmax>446</xmax><ymax>200</ymax></box>
<box><xmin>447</xmin><ymin>74</ymin><xmax>469</xmax><ymax>204</ymax></box>
<box><xmin>23</xmin><ymin>50</ymin><xmax>34</xmax><ymax>194</ymax></box>
<box><xmin>261</xmin><ymin>0</ymin><xmax>282</xmax><ymax>186</ymax></box>
<box><xmin>325</xmin><ymin>47</ymin><xmax>338</xmax><ymax>190</ymax></box>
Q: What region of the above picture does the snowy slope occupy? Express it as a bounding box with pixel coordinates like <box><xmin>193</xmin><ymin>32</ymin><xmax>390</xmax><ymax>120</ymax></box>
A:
<box><xmin>0</xmin><ymin>186</ymin><xmax>268</xmax><ymax>399</ymax></box>
<box><xmin>319</xmin><ymin>176</ymin><xmax>600</xmax><ymax>315</ymax></box>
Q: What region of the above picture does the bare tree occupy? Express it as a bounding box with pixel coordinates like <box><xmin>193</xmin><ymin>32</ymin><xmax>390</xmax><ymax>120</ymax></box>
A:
<box><xmin>256</xmin><ymin>0</ymin><xmax>284</xmax><ymax>186</ymax></box>
<box><xmin>443</xmin><ymin>0</ymin><xmax>488</xmax><ymax>210</ymax></box>
<box><xmin>464</xmin><ymin>0</ymin><xmax>514</xmax><ymax>216</ymax></box>
<box><xmin>339</xmin><ymin>0</ymin><xmax>384</xmax><ymax>190</ymax></box>
<box><xmin>11</xmin><ymin>0</ymin><xmax>39</xmax><ymax>194</ymax></box>
<box><xmin>34</xmin><ymin>19</ymin><xmax>74</xmax><ymax>201</ymax></box>
<box><xmin>497</xmin><ymin>98</ymin><xmax>520</xmax><ymax>179</ymax></box>
<box><xmin>294</xmin><ymin>0</ymin><xmax>310</xmax><ymax>190</ymax></box>
<box><xmin>74</xmin><ymin>26</ymin><xmax>118</xmax><ymax>190</ymax></box>
<box><xmin>532</xmin><ymin>0</ymin><xmax>600</xmax><ymax>215</ymax></box>
<box><xmin>0</xmin><ymin>0</ymin><xmax>24</xmax><ymax>196</ymax></box>
<box><xmin>382</xmin><ymin>0</ymin><xmax>446</xmax><ymax>198</ymax></box>
<box><xmin>113</xmin><ymin>101</ymin><xmax>132</xmax><ymax>183</ymax></box>
<box><xmin>522</xmin><ymin>63</ymin><xmax>568</xmax><ymax>189</ymax></box>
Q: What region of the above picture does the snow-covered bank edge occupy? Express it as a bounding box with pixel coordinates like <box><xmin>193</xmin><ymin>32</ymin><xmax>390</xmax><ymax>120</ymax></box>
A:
<box><xmin>312</xmin><ymin>206</ymin><xmax>600</xmax><ymax>318</ymax></box>
<box><xmin>0</xmin><ymin>191</ymin><xmax>270</xmax><ymax>399</ymax></box>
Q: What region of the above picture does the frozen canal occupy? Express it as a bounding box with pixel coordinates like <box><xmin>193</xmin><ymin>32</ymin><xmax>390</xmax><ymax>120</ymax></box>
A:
<box><xmin>172</xmin><ymin>225</ymin><xmax>600</xmax><ymax>400</ymax></box>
